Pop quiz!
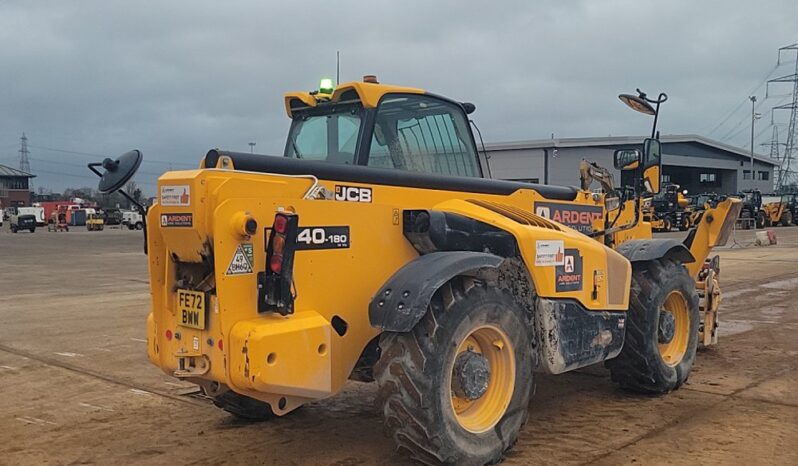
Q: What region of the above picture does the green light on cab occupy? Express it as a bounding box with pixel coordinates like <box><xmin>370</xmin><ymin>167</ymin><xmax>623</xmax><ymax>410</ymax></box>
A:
<box><xmin>320</xmin><ymin>78</ymin><xmax>334</xmax><ymax>94</ymax></box>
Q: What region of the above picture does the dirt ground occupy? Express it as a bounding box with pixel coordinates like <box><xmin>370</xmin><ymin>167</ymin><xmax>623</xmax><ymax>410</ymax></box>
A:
<box><xmin>1</xmin><ymin>224</ymin><xmax>797</xmax><ymax>465</ymax></box>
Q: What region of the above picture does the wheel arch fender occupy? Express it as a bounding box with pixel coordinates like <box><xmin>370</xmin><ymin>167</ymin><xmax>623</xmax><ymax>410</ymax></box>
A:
<box><xmin>615</xmin><ymin>238</ymin><xmax>695</xmax><ymax>264</ymax></box>
<box><xmin>368</xmin><ymin>251</ymin><xmax>504</xmax><ymax>332</ymax></box>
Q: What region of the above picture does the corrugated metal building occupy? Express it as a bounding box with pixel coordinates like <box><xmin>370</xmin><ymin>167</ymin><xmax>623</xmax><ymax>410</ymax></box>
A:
<box><xmin>485</xmin><ymin>135</ymin><xmax>778</xmax><ymax>195</ymax></box>
<box><xmin>0</xmin><ymin>164</ymin><xmax>35</xmax><ymax>208</ymax></box>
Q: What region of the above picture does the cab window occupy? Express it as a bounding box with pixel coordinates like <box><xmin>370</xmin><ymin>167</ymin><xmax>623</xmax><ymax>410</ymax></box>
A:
<box><xmin>285</xmin><ymin>104</ymin><xmax>362</xmax><ymax>164</ymax></box>
<box><xmin>367</xmin><ymin>94</ymin><xmax>480</xmax><ymax>177</ymax></box>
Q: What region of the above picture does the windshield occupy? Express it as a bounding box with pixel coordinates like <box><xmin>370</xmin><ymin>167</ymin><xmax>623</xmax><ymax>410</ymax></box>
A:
<box><xmin>285</xmin><ymin>105</ymin><xmax>362</xmax><ymax>164</ymax></box>
<box><xmin>367</xmin><ymin>94</ymin><xmax>480</xmax><ymax>177</ymax></box>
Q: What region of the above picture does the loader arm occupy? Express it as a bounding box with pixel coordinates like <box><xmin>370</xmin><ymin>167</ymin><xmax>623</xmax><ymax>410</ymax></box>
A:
<box><xmin>682</xmin><ymin>197</ymin><xmax>742</xmax><ymax>278</ymax></box>
<box><xmin>579</xmin><ymin>159</ymin><xmax>615</xmax><ymax>193</ymax></box>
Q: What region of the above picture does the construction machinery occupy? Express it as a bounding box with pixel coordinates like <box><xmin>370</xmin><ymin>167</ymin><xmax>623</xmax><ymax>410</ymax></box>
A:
<box><xmin>646</xmin><ymin>183</ymin><xmax>693</xmax><ymax>231</ymax></box>
<box><xmin>86</xmin><ymin>213</ymin><xmax>105</xmax><ymax>231</ymax></box>
<box><xmin>738</xmin><ymin>189</ymin><xmax>765</xmax><ymax>229</ymax></box>
<box><xmin>90</xmin><ymin>80</ymin><xmax>740</xmax><ymax>465</ymax></box>
<box><xmin>47</xmin><ymin>210</ymin><xmax>70</xmax><ymax>232</ymax></box>
<box><xmin>762</xmin><ymin>192</ymin><xmax>797</xmax><ymax>226</ymax></box>
<box><xmin>688</xmin><ymin>192</ymin><xmax>724</xmax><ymax>226</ymax></box>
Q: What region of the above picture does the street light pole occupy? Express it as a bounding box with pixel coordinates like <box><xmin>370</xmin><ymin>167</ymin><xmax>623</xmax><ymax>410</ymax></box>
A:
<box><xmin>749</xmin><ymin>96</ymin><xmax>757</xmax><ymax>189</ymax></box>
<box><xmin>248</xmin><ymin>142</ymin><xmax>256</xmax><ymax>154</ymax></box>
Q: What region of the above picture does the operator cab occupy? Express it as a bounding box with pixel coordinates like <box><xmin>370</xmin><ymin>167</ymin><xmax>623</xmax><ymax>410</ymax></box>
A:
<box><xmin>284</xmin><ymin>77</ymin><xmax>483</xmax><ymax>178</ymax></box>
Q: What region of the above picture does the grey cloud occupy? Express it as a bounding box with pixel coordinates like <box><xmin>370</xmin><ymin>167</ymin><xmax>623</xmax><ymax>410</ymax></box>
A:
<box><xmin>0</xmin><ymin>0</ymin><xmax>795</xmax><ymax>193</ymax></box>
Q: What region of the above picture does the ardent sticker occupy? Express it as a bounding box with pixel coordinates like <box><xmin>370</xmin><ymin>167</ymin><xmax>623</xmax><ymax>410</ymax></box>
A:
<box><xmin>226</xmin><ymin>243</ymin><xmax>254</xmax><ymax>275</ymax></box>
<box><xmin>160</xmin><ymin>213</ymin><xmax>192</xmax><ymax>227</ymax></box>
<box><xmin>335</xmin><ymin>185</ymin><xmax>372</xmax><ymax>203</ymax></box>
<box><xmin>160</xmin><ymin>185</ymin><xmax>191</xmax><ymax>206</ymax></box>
<box><xmin>535</xmin><ymin>240</ymin><xmax>564</xmax><ymax>266</ymax></box>
<box><xmin>535</xmin><ymin>202</ymin><xmax>603</xmax><ymax>234</ymax></box>
<box><xmin>555</xmin><ymin>248</ymin><xmax>583</xmax><ymax>292</ymax></box>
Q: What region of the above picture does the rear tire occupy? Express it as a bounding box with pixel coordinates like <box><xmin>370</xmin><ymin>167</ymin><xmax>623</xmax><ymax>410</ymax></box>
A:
<box><xmin>212</xmin><ymin>391</ymin><xmax>277</xmax><ymax>421</ymax></box>
<box><xmin>607</xmin><ymin>259</ymin><xmax>699</xmax><ymax>394</ymax></box>
<box><xmin>374</xmin><ymin>278</ymin><xmax>534</xmax><ymax>465</ymax></box>
<box><xmin>781</xmin><ymin>211</ymin><xmax>793</xmax><ymax>227</ymax></box>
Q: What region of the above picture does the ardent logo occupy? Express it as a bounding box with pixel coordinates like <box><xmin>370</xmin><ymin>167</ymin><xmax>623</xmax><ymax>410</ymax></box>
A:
<box><xmin>535</xmin><ymin>206</ymin><xmax>551</xmax><ymax>218</ymax></box>
<box><xmin>565</xmin><ymin>255</ymin><xmax>575</xmax><ymax>273</ymax></box>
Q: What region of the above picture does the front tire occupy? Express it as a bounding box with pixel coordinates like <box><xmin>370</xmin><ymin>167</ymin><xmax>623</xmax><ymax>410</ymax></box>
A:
<box><xmin>607</xmin><ymin>259</ymin><xmax>699</xmax><ymax>394</ymax></box>
<box><xmin>781</xmin><ymin>211</ymin><xmax>793</xmax><ymax>227</ymax></box>
<box><xmin>374</xmin><ymin>278</ymin><xmax>534</xmax><ymax>465</ymax></box>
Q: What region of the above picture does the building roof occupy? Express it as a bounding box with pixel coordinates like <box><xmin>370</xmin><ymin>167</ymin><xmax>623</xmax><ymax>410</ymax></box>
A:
<box><xmin>485</xmin><ymin>134</ymin><xmax>779</xmax><ymax>166</ymax></box>
<box><xmin>0</xmin><ymin>164</ymin><xmax>35</xmax><ymax>178</ymax></box>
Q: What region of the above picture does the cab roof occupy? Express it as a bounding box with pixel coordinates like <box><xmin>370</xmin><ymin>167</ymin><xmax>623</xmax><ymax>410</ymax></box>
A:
<box><xmin>284</xmin><ymin>81</ymin><xmax>424</xmax><ymax>118</ymax></box>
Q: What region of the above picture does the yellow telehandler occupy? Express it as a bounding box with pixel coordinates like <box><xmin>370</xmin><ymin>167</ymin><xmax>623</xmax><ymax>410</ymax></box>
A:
<box><xmin>90</xmin><ymin>79</ymin><xmax>740</xmax><ymax>465</ymax></box>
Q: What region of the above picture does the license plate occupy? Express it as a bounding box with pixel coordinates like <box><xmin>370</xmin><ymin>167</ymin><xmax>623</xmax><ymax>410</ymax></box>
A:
<box><xmin>177</xmin><ymin>289</ymin><xmax>206</xmax><ymax>330</ymax></box>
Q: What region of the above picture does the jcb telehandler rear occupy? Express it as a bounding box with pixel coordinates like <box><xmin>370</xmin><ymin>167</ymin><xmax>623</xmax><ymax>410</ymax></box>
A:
<box><xmin>91</xmin><ymin>79</ymin><xmax>740</xmax><ymax>465</ymax></box>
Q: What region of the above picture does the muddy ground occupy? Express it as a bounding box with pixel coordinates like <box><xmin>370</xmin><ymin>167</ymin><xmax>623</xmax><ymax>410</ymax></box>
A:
<box><xmin>1</xmin><ymin>224</ymin><xmax>797</xmax><ymax>465</ymax></box>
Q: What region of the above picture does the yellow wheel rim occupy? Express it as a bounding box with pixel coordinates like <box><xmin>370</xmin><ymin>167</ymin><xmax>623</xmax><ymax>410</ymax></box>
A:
<box><xmin>449</xmin><ymin>325</ymin><xmax>515</xmax><ymax>433</ymax></box>
<box><xmin>658</xmin><ymin>291</ymin><xmax>690</xmax><ymax>366</ymax></box>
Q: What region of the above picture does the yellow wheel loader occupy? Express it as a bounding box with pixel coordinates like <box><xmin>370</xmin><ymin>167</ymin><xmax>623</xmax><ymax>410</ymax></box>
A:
<box><xmin>89</xmin><ymin>80</ymin><xmax>740</xmax><ymax>465</ymax></box>
<box><xmin>762</xmin><ymin>192</ymin><xmax>797</xmax><ymax>227</ymax></box>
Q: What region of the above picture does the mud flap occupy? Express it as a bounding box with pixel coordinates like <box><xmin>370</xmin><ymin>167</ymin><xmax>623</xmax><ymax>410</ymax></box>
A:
<box><xmin>535</xmin><ymin>298</ymin><xmax>626</xmax><ymax>374</ymax></box>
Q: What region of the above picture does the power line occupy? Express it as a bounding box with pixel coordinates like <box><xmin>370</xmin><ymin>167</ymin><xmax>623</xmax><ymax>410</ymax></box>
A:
<box><xmin>32</xmin><ymin>167</ymin><xmax>157</xmax><ymax>186</ymax></box>
<box><xmin>706</xmin><ymin>63</ymin><xmax>781</xmax><ymax>136</ymax></box>
<box><xmin>26</xmin><ymin>144</ymin><xmax>194</xmax><ymax>167</ymax></box>
<box><xmin>24</xmin><ymin>155</ymin><xmax>165</xmax><ymax>178</ymax></box>
<box><xmin>720</xmin><ymin>95</ymin><xmax>773</xmax><ymax>142</ymax></box>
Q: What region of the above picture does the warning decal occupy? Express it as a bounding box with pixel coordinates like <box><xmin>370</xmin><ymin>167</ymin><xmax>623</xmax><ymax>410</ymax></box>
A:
<box><xmin>535</xmin><ymin>240</ymin><xmax>565</xmax><ymax>266</ymax></box>
<box><xmin>226</xmin><ymin>244</ymin><xmax>254</xmax><ymax>275</ymax></box>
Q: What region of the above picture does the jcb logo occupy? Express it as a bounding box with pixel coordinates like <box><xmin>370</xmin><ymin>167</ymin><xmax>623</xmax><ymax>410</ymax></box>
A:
<box><xmin>335</xmin><ymin>185</ymin><xmax>372</xmax><ymax>203</ymax></box>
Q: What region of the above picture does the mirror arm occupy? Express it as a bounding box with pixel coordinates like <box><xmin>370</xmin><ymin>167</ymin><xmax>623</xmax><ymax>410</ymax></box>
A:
<box><xmin>88</xmin><ymin>160</ymin><xmax>148</xmax><ymax>254</ymax></box>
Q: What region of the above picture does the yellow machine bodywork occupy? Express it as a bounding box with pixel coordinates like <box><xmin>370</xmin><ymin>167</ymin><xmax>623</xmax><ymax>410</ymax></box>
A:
<box><xmin>147</xmin><ymin>168</ymin><xmax>738</xmax><ymax>414</ymax></box>
<box><xmin>142</xmin><ymin>79</ymin><xmax>740</xmax><ymax>422</ymax></box>
<box><xmin>146</xmin><ymin>167</ymin><xmax>634</xmax><ymax>413</ymax></box>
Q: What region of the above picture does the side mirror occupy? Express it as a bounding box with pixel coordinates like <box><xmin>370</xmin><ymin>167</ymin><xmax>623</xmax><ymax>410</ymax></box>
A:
<box><xmin>641</xmin><ymin>138</ymin><xmax>662</xmax><ymax>194</ymax></box>
<box><xmin>613</xmin><ymin>149</ymin><xmax>641</xmax><ymax>170</ymax></box>
<box><xmin>88</xmin><ymin>150</ymin><xmax>143</xmax><ymax>194</ymax></box>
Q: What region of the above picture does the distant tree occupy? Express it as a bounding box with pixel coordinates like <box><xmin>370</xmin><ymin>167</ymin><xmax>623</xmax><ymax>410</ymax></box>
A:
<box><xmin>123</xmin><ymin>180</ymin><xmax>143</xmax><ymax>209</ymax></box>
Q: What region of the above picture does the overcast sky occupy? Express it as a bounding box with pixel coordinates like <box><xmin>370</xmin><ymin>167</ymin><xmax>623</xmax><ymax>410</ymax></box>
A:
<box><xmin>1</xmin><ymin>0</ymin><xmax>796</xmax><ymax>194</ymax></box>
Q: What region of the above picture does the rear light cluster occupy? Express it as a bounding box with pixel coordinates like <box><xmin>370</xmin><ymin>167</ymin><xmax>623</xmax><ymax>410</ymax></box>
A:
<box><xmin>258</xmin><ymin>212</ymin><xmax>299</xmax><ymax>316</ymax></box>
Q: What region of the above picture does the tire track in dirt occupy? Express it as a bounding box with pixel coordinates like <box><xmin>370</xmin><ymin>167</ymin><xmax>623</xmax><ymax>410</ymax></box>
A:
<box><xmin>0</xmin><ymin>343</ymin><xmax>210</xmax><ymax>409</ymax></box>
<box><xmin>579</xmin><ymin>362</ymin><xmax>795</xmax><ymax>465</ymax></box>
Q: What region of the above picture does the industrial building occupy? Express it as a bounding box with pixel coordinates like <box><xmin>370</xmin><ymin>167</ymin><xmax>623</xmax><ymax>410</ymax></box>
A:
<box><xmin>0</xmin><ymin>164</ymin><xmax>34</xmax><ymax>208</ymax></box>
<box><xmin>485</xmin><ymin>134</ymin><xmax>778</xmax><ymax>195</ymax></box>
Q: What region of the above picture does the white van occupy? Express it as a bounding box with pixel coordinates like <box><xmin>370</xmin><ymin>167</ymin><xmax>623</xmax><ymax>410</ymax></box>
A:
<box><xmin>17</xmin><ymin>206</ymin><xmax>46</xmax><ymax>226</ymax></box>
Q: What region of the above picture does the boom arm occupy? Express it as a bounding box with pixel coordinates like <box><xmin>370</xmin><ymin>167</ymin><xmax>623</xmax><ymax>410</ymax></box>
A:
<box><xmin>579</xmin><ymin>159</ymin><xmax>615</xmax><ymax>193</ymax></box>
<box><xmin>683</xmin><ymin>197</ymin><xmax>742</xmax><ymax>278</ymax></box>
